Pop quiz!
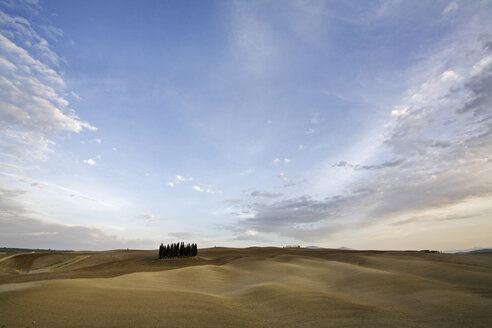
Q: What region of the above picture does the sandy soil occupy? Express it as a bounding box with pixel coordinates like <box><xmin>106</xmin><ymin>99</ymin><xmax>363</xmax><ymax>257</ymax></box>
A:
<box><xmin>0</xmin><ymin>247</ymin><xmax>491</xmax><ymax>327</ymax></box>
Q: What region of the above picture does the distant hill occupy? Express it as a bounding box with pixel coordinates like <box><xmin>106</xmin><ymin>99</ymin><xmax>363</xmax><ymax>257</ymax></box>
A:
<box><xmin>0</xmin><ymin>247</ymin><xmax>73</xmax><ymax>253</ymax></box>
<box><xmin>447</xmin><ymin>247</ymin><xmax>492</xmax><ymax>254</ymax></box>
<box><xmin>306</xmin><ymin>246</ymin><xmax>354</xmax><ymax>250</ymax></box>
<box><xmin>465</xmin><ymin>248</ymin><xmax>492</xmax><ymax>254</ymax></box>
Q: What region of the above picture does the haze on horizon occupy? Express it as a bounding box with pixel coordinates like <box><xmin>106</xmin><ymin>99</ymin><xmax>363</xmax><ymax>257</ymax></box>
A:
<box><xmin>0</xmin><ymin>0</ymin><xmax>491</xmax><ymax>251</ymax></box>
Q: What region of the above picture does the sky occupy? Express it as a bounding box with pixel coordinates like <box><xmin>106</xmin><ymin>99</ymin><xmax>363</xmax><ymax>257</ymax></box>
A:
<box><xmin>0</xmin><ymin>0</ymin><xmax>491</xmax><ymax>251</ymax></box>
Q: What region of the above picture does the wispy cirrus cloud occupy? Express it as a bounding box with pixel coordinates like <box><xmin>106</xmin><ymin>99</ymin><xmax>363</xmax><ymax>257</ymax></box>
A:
<box><xmin>229</xmin><ymin>1</ymin><xmax>280</xmax><ymax>78</ymax></box>
<box><xmin>229</xmin><ymin>10</ymin><xmax>492</xmax><ymax>244</ymax></box>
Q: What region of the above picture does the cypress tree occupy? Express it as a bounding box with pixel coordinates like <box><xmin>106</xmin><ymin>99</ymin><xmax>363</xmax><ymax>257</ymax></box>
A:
<box><xmin>160</xmin><ymin>242</ymin><xmax>197</xmax><ymax>259</ymax></box>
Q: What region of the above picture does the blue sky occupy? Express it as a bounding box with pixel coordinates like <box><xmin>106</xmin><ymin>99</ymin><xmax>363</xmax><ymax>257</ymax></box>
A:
<box><xmin>1</xmin><ymin>0</ymin><xmax>491</xmax><ymax>251</ymax></box>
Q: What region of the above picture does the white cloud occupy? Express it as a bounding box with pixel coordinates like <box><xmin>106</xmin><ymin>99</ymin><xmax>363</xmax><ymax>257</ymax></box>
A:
<box><xmin>277</xmin><ymin>172</ymin><xmax>288</xmax><ymax>182</ymax></box>
<box><xmin>206</xmin><ymin>185</ymin><xmax>221</xmax><ymax>195</ymax></box>
<box><xmin>471</xmin><ymin>55</ymin><xmax>492</xmax><ymax>75</ymax></box>
<box><xmin>191</xmin><ymin>184</ymin><xmax>219</xmax><ymax>195</ymax></box>
<box><xmin>83</xmin><ymin>158</ymin><xmax>96</xmax><ymax>166</ymax></box>
<box><xmin>305</xmin><ymin>128</ymin><xmax>315</xmax><ymax>134</ymax></box>
<box><xmin>0</xmin><ymin>10</ymin><xmax>61</xmax><ymax>66</ymax></box>
<box><xmin>192</xmin><ymin>185</ymin><xmax>204</xmax><ymax>192</ymax></box>
<box><xmin>245</xmin><ymin>229</ymin><xmax>258</xmax><ymax>236</ymax></box>
<box><xmin>0</xmin><ymin>11</ymin><xmax>95</xmax><ymax>162</ymax></box>
<box><xmin>175</xmin><ymin>175</ymin><xmax>192</xmax><ymax>182</ymax></box>
<box><xmin>443</xmin><ymin>1</ymin><xmax>459</xmax><ymax>14</ymax></box>
<box><xmin>284</xmin><ymin>158</ymin><xmax>291</xmax><ymax>164</ymax></box>
<box><xmin>440</xmin><ymin>70</ymin><xmax>460</xmax><ymax>82</ymax></box>
<box><xmin>298</xmin><ymin>145</ymin><xmax>304</xmax><ymax>150</ymax></box>
<box><xmin>168</xmin><ymin>174</ymin><xmax>193</xmax><ymax>187</ymax></box>
<box><xmin>271</xmin><ymin>158</ymin><xmax>280</xmax><ymax>166</ymax></box>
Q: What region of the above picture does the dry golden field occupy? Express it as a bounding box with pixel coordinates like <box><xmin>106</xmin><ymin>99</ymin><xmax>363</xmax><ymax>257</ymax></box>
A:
<box><xmin>1</xmin><ymin>247</ymin><xmax>491</xmax><ymax>327</ymax></box>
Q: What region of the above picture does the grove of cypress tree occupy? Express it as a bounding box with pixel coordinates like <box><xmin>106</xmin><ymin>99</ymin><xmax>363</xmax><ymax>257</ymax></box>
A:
<box><xmin>159</xmin><ymin>242</ymin><xmax>197</xmax><ymax>259</ymax></box>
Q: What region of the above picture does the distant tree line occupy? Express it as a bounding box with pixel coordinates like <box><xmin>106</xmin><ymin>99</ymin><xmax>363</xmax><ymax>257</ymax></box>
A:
<box><xmin>159</xmin><ymin>242</ymin><xmax>197</xmax><ymax>259</ymax></box>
